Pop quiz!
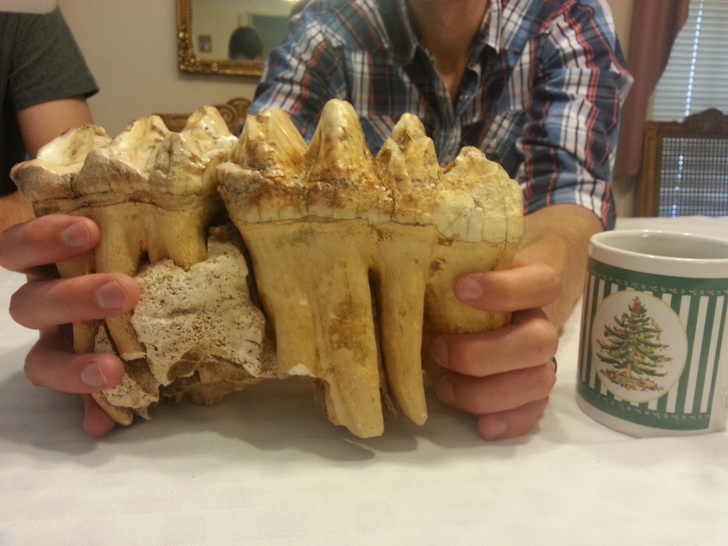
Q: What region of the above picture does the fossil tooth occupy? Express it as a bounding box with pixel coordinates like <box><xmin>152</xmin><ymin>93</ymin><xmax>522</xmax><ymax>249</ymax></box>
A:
<box><xmin>11</xmin><ymin>107</ymin><xmax>246</xmax><ymax>424</ymax></box>
<box><xmin>219</xmin><ymin>100</ymin><xmax>389</xmax><ymax>438</ymax></box>
<box><xmin>219</xmin><ymin>99</ymin><xmax>522</xmax><ymax>437</ymax></box>
<box><xmin>11</xmin><ymin>100</ymin><xmax>522</xmax><ymax>438</ymax></box>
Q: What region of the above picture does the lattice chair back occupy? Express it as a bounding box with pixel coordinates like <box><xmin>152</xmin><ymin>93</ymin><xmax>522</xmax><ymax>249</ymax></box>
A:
<box><xmin>154</xmin><ymin>97</ymin><xmax>251</xmax><ymax>135</ymax></box>
<box><xmin>637</xmin><ymin>108</ymin><xmax>728</xmax><ymax>217</ymax></box>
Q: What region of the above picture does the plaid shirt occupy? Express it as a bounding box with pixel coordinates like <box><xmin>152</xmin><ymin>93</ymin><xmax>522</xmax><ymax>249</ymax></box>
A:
<box><xmin>252</xmin><ymin>0</ymin><xmax>633</xmax><ymax>228</ymax></box>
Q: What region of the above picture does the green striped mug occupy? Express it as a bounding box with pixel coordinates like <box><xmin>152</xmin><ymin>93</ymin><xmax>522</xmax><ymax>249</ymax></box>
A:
<box><xmin>577</xmin><ymin>230</ymin><xmax>728</xmax><ymax>436</ymax></box>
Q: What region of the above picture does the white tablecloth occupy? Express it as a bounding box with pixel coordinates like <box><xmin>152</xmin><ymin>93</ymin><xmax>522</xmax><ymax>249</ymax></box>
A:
<box><xmin>1</xmin><ymin>216</ymin><xmax>727</xmax><ymax>545</ymax></box>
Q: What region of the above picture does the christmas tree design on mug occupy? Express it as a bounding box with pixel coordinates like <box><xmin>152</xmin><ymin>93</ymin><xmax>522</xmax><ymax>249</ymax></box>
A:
<box><xmin>597</xmin><ymin>296</ymin><xmax>671</xmax><ymax>393</ymax></box>
<box><xmin>591</xmin><ymin>291</ymin><xmax>688</xmax><ymax>405</ymax></box>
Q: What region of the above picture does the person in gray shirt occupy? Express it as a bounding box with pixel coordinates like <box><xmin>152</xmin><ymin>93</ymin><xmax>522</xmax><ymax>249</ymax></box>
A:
<box><xmin>0</xmin><ymin>7</ymin><xmax>97</xmax><ymax>232</ymax></box>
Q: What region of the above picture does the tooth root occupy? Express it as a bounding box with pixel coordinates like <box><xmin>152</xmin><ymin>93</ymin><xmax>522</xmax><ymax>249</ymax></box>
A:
<box><xmin>240</xmin><ymin>220</ymin><xmax>384</xmax><ymax>438</ymax></box>
<box><xmin>421</xmin><ymin>241</ymin><xmax>517</xmax><ymax>382</ymax></box>
<box><xmin>80</xmin><ymin>207</ymin><xmax>146</xmax><ymax>360</ymax></box>
<box><xmin>50</xmin><ymin>253</ymin><xmax>100</xmax><ymax>354</ymax></box>
<box><xmin>425</xmin><ymin>242</ymin><xmax>514</xmax><ymax>331</ymax></box>
<box><xmin>91</xmin><ymin>324</ymin><xmax>155</xmax><ymax>424</ymax></box>
<box><xmin>92</xmin><ymin>393</ymin><xmax>134</xmax><ymax>426</ymax></box>
<box><xmin>153</xmin><ymin>201</ymin><xmax>220</xmax><ymax>268</ymax></box>
<box><xmin>374</xmin><ymin>224</ymin><xmax>436</xmax><ymax>426</ymax></box>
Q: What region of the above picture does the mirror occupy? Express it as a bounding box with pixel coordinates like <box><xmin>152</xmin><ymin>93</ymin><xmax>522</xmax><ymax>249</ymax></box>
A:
<box><xmin>177</xmin><ymin>0</ymin><xmax>302</xmax><ymax>77</ymax></box>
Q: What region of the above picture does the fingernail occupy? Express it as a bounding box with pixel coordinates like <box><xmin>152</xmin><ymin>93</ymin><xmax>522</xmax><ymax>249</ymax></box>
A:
<box><xmin>490</xmin><ymin>420</ymin><xmax>508</xmax><ymax>438</ymax></box>
<box><xmin>81</xmin><ymin>362</ymin><xmax>109</xmax><ymax>387</ymax></box>
<box><xmin>95</xmin><ymin>281</ymin><xmax>128</xmax><ymax>310</ymax></box>
<box><xmin>430</xmin><ymin>337</ymin><xmax>449</xmax><ymax>366</ymax></box>
<box><xmin>435</xmin><ymin>376</ymin><xmax>455</xmax><ymax>404</ymax></box>
<box><xmin>458</xmin><ymin>277</ymin><xmax>483</xmax><ymax>301</ymax></box>
<box><xmin>62</xmin><ymin>221</ymin><xmax>91</xmax><ymax>248</ymax></box>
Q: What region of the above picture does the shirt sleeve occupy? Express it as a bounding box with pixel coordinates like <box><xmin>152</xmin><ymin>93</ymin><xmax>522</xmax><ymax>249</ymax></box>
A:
<box><xmin>8</xmin><ymin>8</ymin><xmax>98</xmax><ymax>112</ymax></box>
<box><xmin>516</xmin><ymin>2</ymin><xmax>633</xmax><ymax>229</ymax></box>
<box><xmin>1</xmin><ymin>8</ymin><xmax>98</xmax><ymax>197</ymax></box>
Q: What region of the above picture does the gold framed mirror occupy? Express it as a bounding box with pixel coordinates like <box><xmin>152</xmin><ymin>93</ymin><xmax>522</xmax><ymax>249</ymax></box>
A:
<box><xmin>177</xmin><ymin>0</ymin><xmax>297</xmax><ymax>77</ymax></box>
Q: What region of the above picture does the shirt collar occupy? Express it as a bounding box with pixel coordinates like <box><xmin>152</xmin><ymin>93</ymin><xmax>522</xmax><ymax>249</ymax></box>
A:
<box><xmin>389</xmin><ymin>0</ymin><xmax>503</xmax><ymax>62</ymax></box>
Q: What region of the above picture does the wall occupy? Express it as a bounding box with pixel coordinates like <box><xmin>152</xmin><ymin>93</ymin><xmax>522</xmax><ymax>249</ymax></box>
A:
<box><xmin>58</xmin><ymin>0</ymin><xmax>260</xmax><ymax>136</ymax></box>
<box><xmin>193</xmin><ymin>0</ymin><xmax>292</xmax><ymax>61</ymax></box>
<box><xmin>59</xmin><ymin>0</ymin><xmax>638</xmax><ymax>215</ymax></box>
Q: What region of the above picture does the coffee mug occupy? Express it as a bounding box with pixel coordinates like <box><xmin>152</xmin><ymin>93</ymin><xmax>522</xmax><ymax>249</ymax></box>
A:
<box><xmin>576</xmin><ymin>230</ymin><xmax>728</xmax><ymax>437</ymax></box>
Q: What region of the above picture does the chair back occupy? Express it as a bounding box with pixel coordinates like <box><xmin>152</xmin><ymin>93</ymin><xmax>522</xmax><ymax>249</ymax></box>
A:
<box><xmin>637</xmin><ymin>108</ymin><xmax>728</xmax><ymax>216</ymax></box>
<box><xmin>154</xmin><ymin>97</ymin><xmax>251</xmax><ymax>135</ymax></box>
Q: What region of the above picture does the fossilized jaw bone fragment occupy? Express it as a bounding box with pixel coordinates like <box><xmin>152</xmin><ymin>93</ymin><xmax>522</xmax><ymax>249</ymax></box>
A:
<box><xmin>94</xmin><ymin>225</ymin><xmax>273</xmax><ymax>420</ymax></box>
<box><xmin>217</xmin><ymin>99</ymin><xmax>523</xmax><ymax>438</ymax></box>
<box><xmin>11</xmin><ymin>107</ymin><xmax>241</xmax><ymax>424</ymax></box>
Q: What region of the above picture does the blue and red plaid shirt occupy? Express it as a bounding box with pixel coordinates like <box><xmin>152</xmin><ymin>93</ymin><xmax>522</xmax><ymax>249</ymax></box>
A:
<box><xmin>251</xmin><ymin>0</ymin><xmax>633</xmax><ymax>228</ymax></box>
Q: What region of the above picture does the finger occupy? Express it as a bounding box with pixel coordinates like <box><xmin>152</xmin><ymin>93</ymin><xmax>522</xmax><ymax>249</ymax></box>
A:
<box><xmin>10</xmin><ymin>273</ymin><xmax>139</xmax><ymax>329</ymax></box>
<box><xmin>476</xmin><ymin>397</ymin><xmax>550</xmax><ymax>441</ymax></box>
<box><xmin>430</xmin><ymin>308</ymin><xmax>558</xmax><ymax>377</ymax></box>
<box><xmin>0</xmin><ymin>215</ymin><xmax>100</xmax><ymax>274</ymax></box>
<box><xmin>24</xmin><ymin>326</ymin><xmax>126</xmax><ymax>393</ymax></box>
<box><xmin>83</xmin><ymin>395</ymin><xmax>118</xmax><ymax>437</ymax></box>
<box><xmin>454</xmin><ymin>261</ymin><xmax>560</xmax><ymax>313</ymax></box>
<box><xmin>434</xmin><ymin>362</ymin><xmax>556</xmax><ymax>415</ymax></box>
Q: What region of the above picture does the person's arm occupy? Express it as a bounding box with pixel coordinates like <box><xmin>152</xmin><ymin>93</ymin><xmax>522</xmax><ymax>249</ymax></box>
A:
<box><xmin>17</xmin><ymin>97</ymin><xmax>93</xmax><ymax>157</ymax></box>
<box><xmin>0</xmin><ymin>97</ymin><xmax>93</xmax><ymax>233</ymax></box>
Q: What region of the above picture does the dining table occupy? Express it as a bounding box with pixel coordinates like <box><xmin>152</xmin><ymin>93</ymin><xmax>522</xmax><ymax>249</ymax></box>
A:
<box><xmin>1</xmin><ymin>215</ymin><xmax>727</xmax><ymax>545</ymax></box>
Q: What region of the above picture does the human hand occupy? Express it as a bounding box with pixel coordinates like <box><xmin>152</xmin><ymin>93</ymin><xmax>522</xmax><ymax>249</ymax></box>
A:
<box><xmin>0</xmin><ymin>214</ymin><xmax>139</xmax><ymax>436</ymax></box>
<box><xmin>429</xmin><ymin>260</ymin><xmax>561</xmax><ymax>440</ymax></box>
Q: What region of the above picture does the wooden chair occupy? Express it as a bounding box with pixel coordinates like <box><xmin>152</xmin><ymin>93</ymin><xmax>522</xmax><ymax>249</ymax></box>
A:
<box><xmin>154</xmin><ymin>97</ymin><xmax>251</xmax><ymax>135</ymax></box>
<box><xmin>637</xmin><ymin>108</ymin><xmax>728</xmax><ymax>217</ymax></box>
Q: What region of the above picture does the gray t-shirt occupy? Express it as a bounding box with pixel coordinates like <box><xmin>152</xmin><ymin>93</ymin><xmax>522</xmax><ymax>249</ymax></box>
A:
<box><xmin>0</xmin><ymin>7</ymin><xmax>98</xmax><ymax>196</ymax></box>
